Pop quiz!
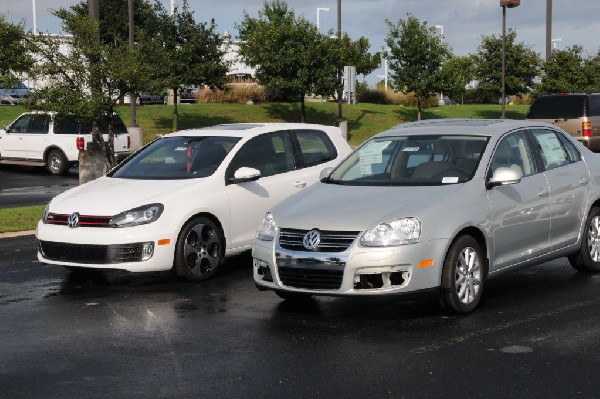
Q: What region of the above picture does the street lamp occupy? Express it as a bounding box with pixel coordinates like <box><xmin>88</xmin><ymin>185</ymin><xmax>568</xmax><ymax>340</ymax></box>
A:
<box><xmin>500</xmin><ymin>0</ymin><xmax>520</xmax><ymax>119</ymax></box>
<box><xmin>317</xmin><ymin>7</ymin><xmax>329</xmax><ymax>31</ymax></box>
<box><xmin>380</xmin><ymin>47</ymin><xmax>390</xmax><ymax>91</ymax></box>
<box><xmin>31</xmin><ymin>0</ymin><xmax>37</xmax><ymax>34</ymax></box>
<box><xmin>551</xmin><ymin>38</ymin><xmax>562</xmax><ymax>49</ymax></box>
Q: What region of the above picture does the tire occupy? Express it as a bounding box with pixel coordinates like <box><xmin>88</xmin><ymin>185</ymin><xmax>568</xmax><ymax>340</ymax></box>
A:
<box><xmin>46</xmin><ymin>149</ymin><xmax>69</xmax><ymax>175</ymax></box>
<box><xmin>440</xmin><ymin>235</ymin><xmax>485</xmax><ymax>314</ymax></box>
<box><xmin>568</xmin><ymin>207</ymin><xmax>600</xmax><ymax>272</ymax></box>
<box><xmin>173</xmin><ymin>216</ymin><xmax>224</xmax><ymax>281</ymax></box>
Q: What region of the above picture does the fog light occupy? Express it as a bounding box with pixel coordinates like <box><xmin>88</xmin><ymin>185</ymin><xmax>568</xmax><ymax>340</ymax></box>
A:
<box><xmin>142</xmin><ymin>242</ymin><xmax>155</xmax><ymax>261</ymax></box>
<box><xmin>254</xmin><ymin>258</ymin><xmax>273</xmax><ymax>282</ymax></box>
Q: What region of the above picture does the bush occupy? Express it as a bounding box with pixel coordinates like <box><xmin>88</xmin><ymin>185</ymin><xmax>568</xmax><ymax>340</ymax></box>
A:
<box><xmin>196</xmin><ymin>84</ymin><xmax>266</xmax><ymax>104</ymax></box>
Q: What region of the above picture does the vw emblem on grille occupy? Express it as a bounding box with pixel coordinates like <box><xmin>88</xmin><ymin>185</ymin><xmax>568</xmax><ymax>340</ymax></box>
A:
<box><xmin>68</xmin><ymin>212</ymin><xmax>80</xmax><ymax>228</ymax></box>
<box><xmin>303</xmin><ymin>229</ymin><xmax>321</xmax><ymax>250</ymax></box>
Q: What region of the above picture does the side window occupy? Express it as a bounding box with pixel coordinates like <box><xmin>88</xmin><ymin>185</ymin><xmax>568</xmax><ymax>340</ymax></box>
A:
<box><xmin>228</xmin><ymin>132</ymin><xmax>295</xmax><ymax>178</ymax></box>
<box><xmin>556</xmin><ymin>131</ymin><xmax>582</xmax><ymax>163</ymax></box>
<box><xmin>489</xmin><ymin>131</ymin><xmax>536</xmax><ymax>178</ymax></box>
<box><xmin>530</xmin><ymin>129</ymin><xmax>570</xmax><ymax>170</ymax></box>
<box><xmin>293</xmin><ymin>129</ymin><xmax>337</xmax><ymax>168</ymax></box>
<box><xmin>9</xmin><ymin>115</ymin><xmax>34</xmax><ymax>133</ymax></box>
<box><xmin>25</xmin><ymin>114</ymin><xmax>50</xmax><ymax>134</ymax></box>
<box><xmin>54</xmin><ymin>116</ymin><xmax>82</xmax><ymax>134</ymax></box>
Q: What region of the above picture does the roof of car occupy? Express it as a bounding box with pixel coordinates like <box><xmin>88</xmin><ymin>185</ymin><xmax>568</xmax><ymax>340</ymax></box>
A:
<box><xmin>166</xmin><ymin>123</ymin><xmax>338</xmax><ymax>138</ymax></box>
<box><xmin>377</xmin><ymin>119</ymin><xmax>556</xmax><ymax>139</ymax></box>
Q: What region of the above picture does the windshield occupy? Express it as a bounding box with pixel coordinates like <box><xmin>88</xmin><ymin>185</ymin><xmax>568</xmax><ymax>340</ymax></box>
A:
<box><xmin>326</xmin><ymin>135</ymin><xmax>489</xmax><ymax>186</ymax></box>
<box><xmin>110</xmin><ymin>136</ymin><xmax>240</xmax><ymax>179</ymax></box>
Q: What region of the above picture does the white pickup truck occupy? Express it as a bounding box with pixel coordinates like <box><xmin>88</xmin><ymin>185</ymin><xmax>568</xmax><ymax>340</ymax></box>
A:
<box><xmin>0</xmin><ymin>112</ymin><xmax>131</xmax><ymax>175</ymax></box>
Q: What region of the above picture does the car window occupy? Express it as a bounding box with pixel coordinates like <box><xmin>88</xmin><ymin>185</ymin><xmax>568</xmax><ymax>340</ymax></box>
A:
<box><xmin>110</xmin><ymin>136</ymin><xmax>239</xmax><ymax>179</ymax></box>
<box><xmin>555</xmin><ymin>131</ymin><xmax>582</xmax><ymax>163</ymax></box>
<box><xmin>228</xmin><ymin>132</ymin><xmax>295</xmax><ymax>178</ymax></box>
<box><xmin>589</xmin><ymin>95</ymin><xmax>600</xmax><ymax>116</ymax></box>
<box><xmin>327</xmin><ymin>135</ymin><xmax>488</xmax><ymax>186</ymax></box>
<box><xmin>527</xmin><ymin>95</ymin><xmax>585</xmax><ymax>119</ymax></box>
<box><xmin>292</xmin><ymin>129</ymin><xmax>337</xmax><ymax>168</ymax></box>
<box><xmin>54</xmin><ymin>116</ymin><xmax>83</xmax><ymax>134</ymax></box>
<box><xmin>530</xmin><ymin>129</ymin><xmax>572</xmax><ymax>170</ymax></box>
<box><xmin>489</xmin><ymin>131</ymin><xmax>536</xmax><ymax>178</ymax></box>
<box><xmin>10</xmin><ymin>114</ymin><xmax>50</xmax><ymax>134</ymax></box>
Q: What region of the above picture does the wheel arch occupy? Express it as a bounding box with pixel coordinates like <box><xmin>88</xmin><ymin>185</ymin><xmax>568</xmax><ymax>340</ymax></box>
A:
<box><xmin>445</xmin><ymin>226</ymin><xmax>490</xmax><ymax>279</ymax></box>
<box><xmin>43</xmin><ymin>145</ymin><xmax>67</xmax><ymax>162</ymax></box>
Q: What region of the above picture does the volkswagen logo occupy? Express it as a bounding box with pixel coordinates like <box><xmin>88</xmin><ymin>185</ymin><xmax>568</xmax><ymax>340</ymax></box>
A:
<box><xmin>303</xmin><ymin>229</ymin><xmax>321</xmax><ymax>250</ymax></box>
<box><xmin>68</xmin><ymin>212</ymin><xmax>80</xmax><ymax>228</ymax></box>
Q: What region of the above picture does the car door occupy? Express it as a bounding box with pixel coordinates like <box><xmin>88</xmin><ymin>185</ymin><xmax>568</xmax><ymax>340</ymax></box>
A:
<box><xmin>20</xmin><ymin>114</ymin><xmax>51</xmax><ymax>161</ymax></box>
<box><xmin>529</xmin><ymin>128</ymin><xmax>590</xmax><ymax>251</ymax></box>
<box><xmin>486</xmin><ymin>130</ymin><xmax>552</xmax><ymax>271</ymax></box>
<box><xmin>224</xmin><ymin>131</ymin><xmax>301</xmax><ymax>249</ymax></box>
<box><xmin>1</xmin><ymin>114</ymin><xmax>39</xmax><ymax>159</ymax></box>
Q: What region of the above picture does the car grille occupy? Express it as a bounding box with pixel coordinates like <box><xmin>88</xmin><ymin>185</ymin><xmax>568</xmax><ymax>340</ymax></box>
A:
<box><xmin>39</xmin><ymin>241</ymin><xmax>144</xmax><ymax>264</ymax></box>
<box><xmin>46</xmin><ymin>213</ymin><xmax>112</xmax><ymax>227</ymax></box>
<box><xmin>278</xmin><ymin>228</ymin><xmax>359</xmax><ymax>252</ymax></box>
<box><xmin>278</xmin><ymin>266</ymin><xmax>343</xmax><ymax>290</ymax></box>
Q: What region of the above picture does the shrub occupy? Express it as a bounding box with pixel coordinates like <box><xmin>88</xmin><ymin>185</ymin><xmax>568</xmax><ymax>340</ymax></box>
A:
<box><xmin>196</xmin><ymin>84</ymin><xmax>266</xmax><ymax>104</ymax></box>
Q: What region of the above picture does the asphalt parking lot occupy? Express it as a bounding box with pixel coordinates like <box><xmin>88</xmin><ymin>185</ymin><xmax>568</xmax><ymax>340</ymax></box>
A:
<box><xmin>2</xmin><ymin>234</ymin><xmax>600</xmax><ymax>398</ymax></box>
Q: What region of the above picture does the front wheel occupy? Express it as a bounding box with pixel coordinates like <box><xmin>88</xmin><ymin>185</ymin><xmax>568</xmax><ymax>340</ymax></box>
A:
<box><xmin>173</xmin><ymin>217</ymin><xmax>224</xmax><ymax>281</ymax></box>
<box><xmin>568</xmin><ymin>207</ymin><xmax>600</xmax><ymax>272</ymax></box>
<box><xmin>46</xmin><ymin>149</ymin><xmax>69</xmax><ymax>175</ymax></box>
<box><xmin>440</xmin><ymin>235</ymin><xmax>485</xmax><ymax>314</ymax></box>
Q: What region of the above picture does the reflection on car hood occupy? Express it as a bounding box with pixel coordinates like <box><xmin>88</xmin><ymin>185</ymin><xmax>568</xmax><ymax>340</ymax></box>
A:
<box><xmin>48</xmin><ymin>176</ymin><xmax>198</xmax><ymax>215</ymax></box>
<box><xmin>272</xmin><ymin>182</ymin><xmax>463</xmax><ymax>231</ymax></box>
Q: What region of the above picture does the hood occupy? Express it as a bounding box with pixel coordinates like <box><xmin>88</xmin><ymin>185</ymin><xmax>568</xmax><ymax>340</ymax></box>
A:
<box><xmin>272</xmin><ymin>181</ymin><xmax>463</xmax><ymax>231</ymax></box>
<box><xmin>48</xmin><ymin>176</ymin><xmax>200</xmax><ymax>215</ymax></box>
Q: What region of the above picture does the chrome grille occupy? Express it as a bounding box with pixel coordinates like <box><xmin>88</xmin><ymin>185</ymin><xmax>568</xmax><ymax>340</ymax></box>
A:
<box><xmin>39</xmin><ymin>241</ymin><xmax>144</xmax><ymax>264</ymax></box>
<box><xmin>279</xmin><ymin>228</ymin><xmax>358</xmax><ymax>252</ymax></box>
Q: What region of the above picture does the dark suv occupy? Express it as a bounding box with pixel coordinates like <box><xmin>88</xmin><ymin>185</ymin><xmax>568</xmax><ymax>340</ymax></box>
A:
<box><xmin>526</xmin><ymin>93</ymin><xmax>600</xmax><ymax>151</ymax></box>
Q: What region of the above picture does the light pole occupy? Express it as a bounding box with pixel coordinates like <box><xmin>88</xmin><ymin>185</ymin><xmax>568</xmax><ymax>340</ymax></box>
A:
<box><xmin>546</xmin><ymin>0</ymin><xmax>552</xmax><ymax>62</ymax></box>
<box><xmin>316</xmin><ymin>7</ymin><xmax>329</xmax><ymax>31</ymax></box>
<box><xmin>380</xmin><ymin>47</ymin><xmax>390</xmax><ymax>91</ymax></box>
<box><xmin>500</xmin><ymin>0</ymin><xmax>520</xmax><ymax>119</ymax></box>
<box><xmin>551</xmin><ymin>38</ymin><xmax>562</xmax><ymax>49</ymax></box>
<box><xmin>435</xmin><ymin>25</ymin><xmax>444</xmax><ymax>105</ymax></box>
<box><xmin>31</xmin><ymin>0</ymin><xmax>36</xmax><ymax>34</ymax></box>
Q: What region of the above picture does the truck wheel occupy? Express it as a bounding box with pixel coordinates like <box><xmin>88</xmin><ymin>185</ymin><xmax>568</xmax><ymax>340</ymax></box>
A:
<box><xmin>47</xmin><ymin>149</ymin><xmax>69</xmax><ymax>175</ymax></box>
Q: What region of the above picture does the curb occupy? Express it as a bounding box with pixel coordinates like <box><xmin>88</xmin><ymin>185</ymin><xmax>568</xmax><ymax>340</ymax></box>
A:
<box><xmin>0</xmin><ymin>230</ymin><xmax>35</xmax><ymax>238</ymax></box>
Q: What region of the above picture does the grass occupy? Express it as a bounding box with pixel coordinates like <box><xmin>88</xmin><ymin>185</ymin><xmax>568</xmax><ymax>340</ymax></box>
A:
<box><xmin>0</xmin><ymin>205</ymin><xmax>44</xmax><ymax>234</ymax></box>
<box><xmin>0</xmin><ymin>101</ymin><xmax>529</xmax><ymax>233</ymax></box>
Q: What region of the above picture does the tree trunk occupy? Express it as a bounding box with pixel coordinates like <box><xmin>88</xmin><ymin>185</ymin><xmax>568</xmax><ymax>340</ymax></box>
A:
<box><xmin>300</xmin><ymin>94</ymin><xmax>306</xmax><ymax>123</ymax></box>
<box><xmin>172</xmin><ymin>86</ymin><xmax>179</xmax><ymax>132</ymax></box>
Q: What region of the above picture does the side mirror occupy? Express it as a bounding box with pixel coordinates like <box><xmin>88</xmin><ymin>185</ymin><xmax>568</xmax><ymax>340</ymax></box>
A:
<box><xmin>487</xmin><ymin>166</ymin><xmax>523</xmax><ymax>189</ymax></box>
<box><xmin>3</xmin><ymin>124</ymin><xmax>11</xmax><ymax>132</ymax></box>
<box><xmin>228</xmin><ymin>167</ymin><xmax>261</xmax><ymax>184</ymax></box>
<box><xmin>319</xmin><ymin>167</ymin><xmax>334</xmax><ymax>180</ymax></box>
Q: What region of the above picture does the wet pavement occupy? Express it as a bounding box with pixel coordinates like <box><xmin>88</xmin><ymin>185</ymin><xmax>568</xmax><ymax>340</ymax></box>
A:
<box><xmin>2</xmin><ymin>234</ymin><xmax>600</xmax><ymax>398</ymax></box>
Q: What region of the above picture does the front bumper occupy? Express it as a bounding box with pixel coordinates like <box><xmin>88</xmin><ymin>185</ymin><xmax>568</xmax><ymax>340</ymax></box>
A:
<box><xmin>253</xmin><ymin>236</ymin><xmax>449</xmax><ymax>296</ymax></box>
<box><xmin>36</xmin><ymin>221</ymin><xmax>177</xmax><ymax>272</ymax></box>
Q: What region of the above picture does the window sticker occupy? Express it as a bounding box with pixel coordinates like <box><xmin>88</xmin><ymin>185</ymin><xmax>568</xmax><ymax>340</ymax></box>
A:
<box><xmin>402</xmin><ymin>146</ymin><xmax>420</xmax><ymax>152</ymax></box>
<box><xmin>174</xmin><ymin>147</ymin><xmax>187</xmax><ymax>151</ymax></box>
<box><xmin>358</xmin><ymin>141</ymin><xmax>391</xmax><ymax>175</ymax></box>
<box><xmin>442</xmin><ymin>176</ymin><xmax>459</xmax><ymax>184</ymax></box>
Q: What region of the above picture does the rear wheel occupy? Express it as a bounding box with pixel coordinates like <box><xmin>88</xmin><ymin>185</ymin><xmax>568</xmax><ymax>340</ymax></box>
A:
<box><xmin>173</xmin><ymin>216</ymin><xmax>224</xmax><ymax>281</ymax></box>
<box><xmin>46</xmin><ymin>149</ymin><xmax>69</xmax><ymax>175</ymax></box>
<box><xmin>568</xmin><ymin>207</ymin><xmax>600</xmax><ymax>272</ymax></box>
<box><xmin>440</xmin><ymin>235</ymin><xmax>485</xmax><ymax>314</ymax></box>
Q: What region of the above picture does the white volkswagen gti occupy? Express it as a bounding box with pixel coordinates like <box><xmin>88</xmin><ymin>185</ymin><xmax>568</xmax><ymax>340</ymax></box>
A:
<box><xmin>36</xmin><ymin>123</ymin><xmax>351</xmax><ymax>281</ymax></box>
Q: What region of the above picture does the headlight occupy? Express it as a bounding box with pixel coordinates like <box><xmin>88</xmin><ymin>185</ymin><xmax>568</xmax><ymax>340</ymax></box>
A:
<box><xmin>256</xmin><ymin>212</ymin><xmax>278</xmax><ymax>241</ymax></box>
<box><xmin>360</xmin><ymin>217</ymin><xmax>421</xmax><ymax>247</ymax></box>
<box><xmin>109</xmin><ymin>203</ymin><xmax>164</xmax><ymax>228</ymax></box>
<box><xmin>42</xmin><ymin>204</ymin><xmax>50</xmax><ymax>224</ymax></box>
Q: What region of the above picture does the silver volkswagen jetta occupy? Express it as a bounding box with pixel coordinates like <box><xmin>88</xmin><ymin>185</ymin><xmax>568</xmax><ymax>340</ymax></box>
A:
<box><xmin>253</xmin><ymin>119</ymin><xmax>600</xmax><ymax>314</ymax></box>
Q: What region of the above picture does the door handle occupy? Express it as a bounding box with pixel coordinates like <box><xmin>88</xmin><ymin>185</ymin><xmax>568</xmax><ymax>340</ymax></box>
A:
<box><xmin>538</xmin><ymin>188</ymin><xmax>549</xmax><ymax>197</ymax></box>
<box><xmin>293</xmin><ymin>181</ymin><xmax>307</xmax><ymax>188</ymax></box>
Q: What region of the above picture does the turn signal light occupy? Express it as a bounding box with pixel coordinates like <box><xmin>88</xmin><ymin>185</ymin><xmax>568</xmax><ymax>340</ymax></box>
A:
<box><xmin>583</xmin><ymin>121</ymin><xmax>592</xmax><ymax>137</ymax></box>
<box><xmin>76</xmin><ymin>136</ymin><xmax>85</xmax><ymax>150</ymax></box>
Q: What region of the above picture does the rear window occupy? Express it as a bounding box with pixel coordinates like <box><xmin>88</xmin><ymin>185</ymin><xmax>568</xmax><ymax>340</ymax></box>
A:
<box><xmin>527</xmin><ymin>95</ymin><xmax>586</xmax><ymax>119</ymax></box>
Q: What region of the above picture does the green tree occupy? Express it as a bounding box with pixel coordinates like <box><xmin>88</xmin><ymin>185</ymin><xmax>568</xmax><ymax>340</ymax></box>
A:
<box><xmin>584</xmin><ymin>50</ymin><xmax>600</xmax><ymax>92</ymax></box>
<box><xmin>338</xmin><ymin>34</ymin><xmax>381</xmax><ymax>78</ymax></box>
<box><xmin>473</xmin><ymin>30</ymin><xmax>541</xmax><ymax>101</ymax></box>
<box><xmin>385</xmin><ymin>14</ymin><xmax>452</xmax><ymax>120</ymax></box>
<box><xmin>537</xmin><ymin>46</ymin><xmax>592</xmax><ymax>94</ymax></box>
<box><xmin>145</xmin><ymin>0</ymin><xmax>228</xmax><ymax>131</ymax></box>
<box><xmin>0</xmin><ymin>16</ymin><xmax>34</xmax><ymax>86</ymax></box>
<box><xmin>441</xmin><ymin>55</ymin><xmax>475</xmax><ymax>104</ymax></box>
<box><xmin>28</xmin><ymin>12</ymin><xmax>147</xmax><ymax>170</ymax></box>
<box><xmin>237</xmin><ymin>0</ymin><xmax>339</xmax><ymax>122</ymax></box>
<box><xmin>67</xmin><ymin>0</ymin><xmax>162</xmax><ymax>45</ymax></box>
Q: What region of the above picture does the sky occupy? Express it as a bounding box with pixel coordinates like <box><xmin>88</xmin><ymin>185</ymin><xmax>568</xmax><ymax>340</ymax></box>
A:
<box><xmin>3</xmin><ymin>0</ymin><xmax>600</xmax><ymax>86</ymax></box>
